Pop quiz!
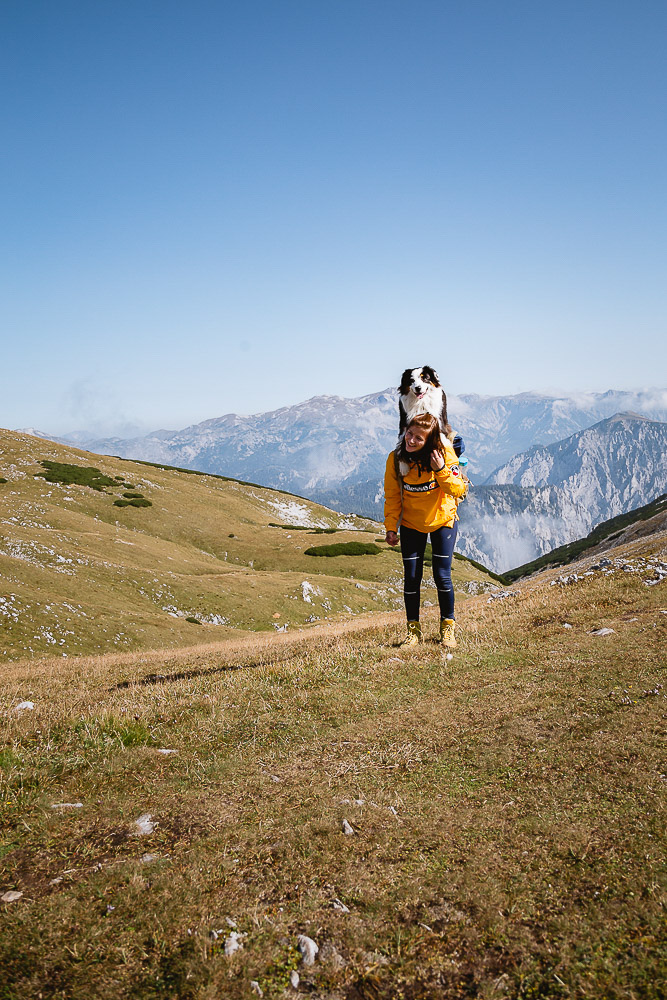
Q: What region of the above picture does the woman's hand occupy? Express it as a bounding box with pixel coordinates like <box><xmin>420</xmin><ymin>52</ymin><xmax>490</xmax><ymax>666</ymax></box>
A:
<box><xmin>385</xmin><ymin>530</ymin><xmax>399</xmax><ymax>546</ymax></box>
<box><xmin>430</xmin><ymin>449</ymin><xmax>445</xmax><ymax>471</ymax></box>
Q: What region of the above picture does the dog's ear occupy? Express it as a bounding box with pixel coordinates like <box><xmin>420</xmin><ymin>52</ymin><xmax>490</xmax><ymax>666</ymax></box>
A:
<box><xmin>423</xmin><ymin>365</ymin><xmax>440</xmax><ymax>386</ymax></box>
<box><xmin>399</xmin><ymin>369</ymin><xmax>413</xmax><ymax>393</ymax></box>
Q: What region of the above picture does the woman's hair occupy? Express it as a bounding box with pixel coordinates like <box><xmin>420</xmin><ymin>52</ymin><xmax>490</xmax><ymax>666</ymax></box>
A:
<box><xmin>395</xmin><ymin>413</ymin><xmax>442</xmax><ymax>474</ymax></box>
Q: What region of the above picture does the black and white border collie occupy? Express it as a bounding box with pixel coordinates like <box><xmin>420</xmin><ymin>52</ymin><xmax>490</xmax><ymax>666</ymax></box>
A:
<box><xmin>398</xmin><ymin>366</ymin><xmax>453</xmax><ymax>441</ymax></box>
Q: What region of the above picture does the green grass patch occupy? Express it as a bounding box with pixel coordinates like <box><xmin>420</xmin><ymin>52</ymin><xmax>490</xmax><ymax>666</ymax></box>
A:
<box><xmin>0</xmin><ymin>477</ymin><xmax>8</xmax><ymax>484</ymax></box>
<box><xmin>185</xmin><ymin>616</ymin><xmax>202</xmax><ymax>625</ymax></box>
<box><xmin>453</xmin><ymin>550</ymin><xmax>505</xmax><ymax>582</ymax></box>
<box><xmin>36</xmin><ymin>461</ymin><xmax>117</xmax><ymax>492</ymax></box>
<box><xmin>304</xmin><ymin>541</ymin><xmax>382</xmax><ymax>557</ymax></box>
<box><xmin>66</xmin><ymin>716</ymin><xmax>157</xmax><ymax>751</ymax></box>
<box><xmin>122</xmin><ymin>491</ymin><xmax>144</xmax><ymax>499</ymax></box>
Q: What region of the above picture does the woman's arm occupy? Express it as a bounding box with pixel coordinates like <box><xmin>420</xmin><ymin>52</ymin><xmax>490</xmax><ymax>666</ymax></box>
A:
<box><xmin>384</xmin><ymin>453</ymin><xmax>402</xmax><ymax>536</ymax></box>
<box><xmin>432</xmin><ymin>449</ymin><xmax>468</xmax><ymax>499</ymax></box>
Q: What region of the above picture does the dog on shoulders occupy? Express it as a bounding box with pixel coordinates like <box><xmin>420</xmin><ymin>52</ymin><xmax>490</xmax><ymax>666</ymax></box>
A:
<box><xmin>398</xmin><ymin>365</ymin><xmax>452</xmax><ymax>439</ymax></box>
<box><xmin>397</xmin><ymin>366</ymin><xmax>464</xmax><ymax>477</ymax></box>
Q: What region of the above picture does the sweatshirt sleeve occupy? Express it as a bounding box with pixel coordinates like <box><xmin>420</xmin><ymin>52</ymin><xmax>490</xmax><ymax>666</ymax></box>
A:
<box><xmin>383</xmin><ymin>453</ymin><xmax>402</xmax><ymax>532</ymax></box>
<box><xmin>434</xmin><ymin>454</ymin><xmax>468</xmax><ymax>500</ymax></box>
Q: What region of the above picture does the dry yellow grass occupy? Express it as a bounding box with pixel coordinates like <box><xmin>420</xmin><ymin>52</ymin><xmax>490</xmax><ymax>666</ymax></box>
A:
<box><xmin>0</xmin><ymin>429</ymin><xmax>493</xmax><ymax>662</ymax></box>
<box><xmin>1</xmin><ymin>529</ymin><xmax>665</xmax><ymax>998</ymax></box>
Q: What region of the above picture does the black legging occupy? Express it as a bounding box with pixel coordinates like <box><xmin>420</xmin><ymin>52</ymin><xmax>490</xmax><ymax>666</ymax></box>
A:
<box><xmin>400</xmin><ymin>522</ymin><xmax>457</xmax><ymax>621</ymax></box>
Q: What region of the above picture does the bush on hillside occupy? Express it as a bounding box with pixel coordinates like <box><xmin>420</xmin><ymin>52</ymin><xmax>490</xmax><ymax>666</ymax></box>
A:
<box><xmin>113</xmin><ymin>497</ymin><xmax>152</xmax><ymax>508</ymax></box>
<box><xmin>305</xmin><ymin>541</ymin><xmax>381</xmax><ymax>557</ymax></box>
<box><xmin>0</xmin><ymin>477</ymin><xmax>7</xmax><ymax>484</ymax></box>
<box><xmin>122</xmin><ymin>492</ymin><xmax>144</xmax><ymax>499</ymax></box>
<box><xmin>36</xmin><ymin>461</ymin><xmax>117</xmax><ymax>492</ymax></box>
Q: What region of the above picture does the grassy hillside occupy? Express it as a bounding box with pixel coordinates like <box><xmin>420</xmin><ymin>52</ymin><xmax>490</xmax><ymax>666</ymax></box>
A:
<box><xmin>500</xmin><ymin>492</ymin><xmax>667</xmax><ymax>584</ymax></box>
<box><xmin>0</xmin><ymin>430</ymin><xmax>493</xmax><ymax>661</ymax></box>
<box><xmin>0</xmin><ymin>531</ymin><xmax>664</xmax><ymax>998</ymax></box>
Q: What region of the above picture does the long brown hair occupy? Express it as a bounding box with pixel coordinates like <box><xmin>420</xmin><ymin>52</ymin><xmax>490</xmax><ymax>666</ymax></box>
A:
<box><xmin>395</xmin><ymin>413</ymin><xmax>442</xmax><ymax>475</ymax></box>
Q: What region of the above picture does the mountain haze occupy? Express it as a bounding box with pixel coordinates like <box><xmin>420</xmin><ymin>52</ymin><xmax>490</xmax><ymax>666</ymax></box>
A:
<box><xmin>82</xmin><ymin>387</ymin><xmax>667</xmax><ymax>487</ymax></box>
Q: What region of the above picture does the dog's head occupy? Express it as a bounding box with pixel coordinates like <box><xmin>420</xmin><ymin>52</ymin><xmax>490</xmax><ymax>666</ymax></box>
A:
<box><xmin>399</xmin><ymin>366</ymin><xmax>441</xmax><ymax>399</ymax></box>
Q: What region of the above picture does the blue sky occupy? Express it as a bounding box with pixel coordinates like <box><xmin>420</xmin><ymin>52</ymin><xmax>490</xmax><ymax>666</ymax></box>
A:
<box><xmin>2</xmin><ymin>0</ymin><xmax>666</xmax><ymax>436</ymax></box>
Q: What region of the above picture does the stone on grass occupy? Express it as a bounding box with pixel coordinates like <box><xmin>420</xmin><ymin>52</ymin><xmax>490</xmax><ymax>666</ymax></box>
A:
<box><xmin>319</xmin><ymin>941</ymin><xmax>346</xmax><ymax>969</ymax></box>
<box><xmin>224</xmin><ymin>930</ymin><xmax>245</xmax><ymax>956</ymax></box>
<box><xmin>290</xmin><ymin>970</ymin><xmax>300</xmax><ymax>988</ymax></box>
<box><xmin>14</xmin><ymin>701</ymin><xmax>34</xmax><ymax>712</ymax></box>
<box><xmin>51</xmin><ymin>802</ymin><xmax>83</xmax><ymax>810</ymax></box>
<box><xmin>297</xmin><ymin>934</ymin><xmax>319</xmax><ymax>965</ymax></box>
<box><xmin>1</xmin><ymin>891</ymin><xmax>23</xmax><ymax>903</ymax></box>
<box><xmin>341</xmin><ymin>819</ymin><xmax>355</xmax><ymax>836</ymax></box>
<box><xmin>332</xmin><ymin>897</ymin><xmax>350</xmax><ymax>913</ymax></box>
<box><xmin>251</xmin><ymin>983</ymin><xmax>263</xmax><ymax>997</ymax></box>
<box><xmin>589</xmin><ymin>628</ymin><xmax>615</xmax><ymax>636</ymax></box>
<box><xmin>132</xmin><ymin>813</ymin><xmax>156</xmax><ymax>835</ymax></box>
<box><xmin>155</xmin><ymin>748</ymin><xmax>178</xmax><ymax>755</ymax></box>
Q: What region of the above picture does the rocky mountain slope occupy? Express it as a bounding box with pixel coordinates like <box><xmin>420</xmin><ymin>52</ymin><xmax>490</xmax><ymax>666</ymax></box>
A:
<box><xmin>499</xmin><ymin>492</ymin><xmax>667</xmax><ymax>583</ymax></box>
<box><xmin>459</xmin><ymin>414</ymin><xmax>667</xmax><ymax>571</ymax></box>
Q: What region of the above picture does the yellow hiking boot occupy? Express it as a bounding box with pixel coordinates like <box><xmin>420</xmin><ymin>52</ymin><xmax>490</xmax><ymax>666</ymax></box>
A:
<box><xmin>439</xmin><ymin>618</ymin><xmax>457</xmax><ymax>648</ymax></box>
<box><xmin>398</xmin><ymin>621</ymin><xmax>423</xmax><ymax>647</ymax></box>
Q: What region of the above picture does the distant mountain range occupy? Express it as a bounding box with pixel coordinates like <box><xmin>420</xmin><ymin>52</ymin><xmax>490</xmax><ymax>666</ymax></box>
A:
<box><xmin>16</xmin><ymin>387</ymin><xmax>667</xmax><ymax>574</ymax></box>
<box><xmin>65</xmin><ymin>385</ymin><xmax>667</xmax><ymax>482</ymax></box>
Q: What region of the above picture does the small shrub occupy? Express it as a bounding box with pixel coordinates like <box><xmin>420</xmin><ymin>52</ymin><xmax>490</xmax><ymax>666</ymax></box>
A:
<box><xmin>228</xmin><ymin>533</ymin><xmax>235</xmax><ymax>538</ymax></box>
<box><xmin>36</xmin><ymin>460</ymin><xmax>117</xmax><ymax>492</ymax></box>
<box><xmin>114</xmin><ymin>475</ymin><xmax>124</xmax><ymax>480</ymax></box>
<box><xmin>114</xmin><ymin>498</ymin><xmax>152</xmax><ymax>508</ymax></box>
<box><xmin>311</xmin><ymin>527</ymin><xmax>338</xmax><ymax>534</ymax></box>
<box><xmin>0</xmin><ymin>477</ymin><xmax>8</xmax><ymax>484</ymax></box>
<box><xmin>305</xmin><ymin>541</ymin><xmax>382</xmax><ymax>557</ymax></box>
<box><xmin>122</xmin><ymin>491</ymin><xmax>144</xmax><ymax>499</ymax></box>
<box><xmin>185</xmin><ymin>616</ymin><xmax>202</xmax><ymax>625</ymax></box>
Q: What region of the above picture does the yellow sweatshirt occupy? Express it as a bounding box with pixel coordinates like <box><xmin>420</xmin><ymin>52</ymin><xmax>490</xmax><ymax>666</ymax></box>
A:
<box><xmin>384</xmin><ymin>442</ymin><xmax>467</xmax><ymax>533</ymax></box>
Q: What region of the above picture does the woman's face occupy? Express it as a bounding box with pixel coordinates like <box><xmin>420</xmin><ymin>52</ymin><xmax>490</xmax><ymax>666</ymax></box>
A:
<box><xmin>405</xmin><ymin>426</ymin><xmax>429</xmax><ymax>452</ymax></box>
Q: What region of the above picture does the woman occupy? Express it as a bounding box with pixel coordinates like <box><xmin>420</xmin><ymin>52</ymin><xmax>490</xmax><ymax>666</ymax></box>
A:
<box><xmin>384</xmin><ymin>413</ymin><xmax>468</xmax><ymax>648</ymax></box>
